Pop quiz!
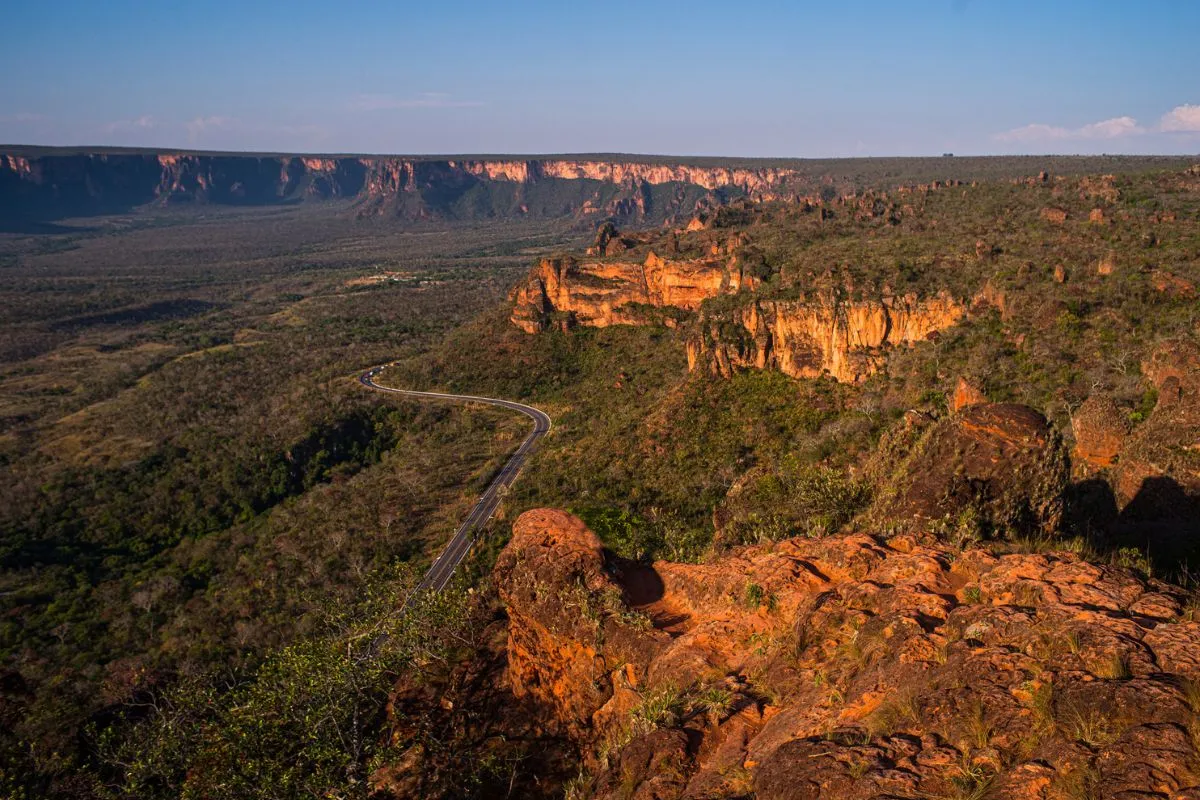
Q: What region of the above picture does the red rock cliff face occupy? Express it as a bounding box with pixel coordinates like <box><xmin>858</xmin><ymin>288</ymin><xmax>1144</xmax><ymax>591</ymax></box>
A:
<box><xmin>688</xmin><ymin>291</ymin><xmax>966</xmax><ymax>383</ymax></box>
<box><xmin>509</xmin><ymin>250</ymin><xmax>966</xmax><ymax>383</ymax></box>
<box><xmin>509</xmin><ymin>251</ymin><xmax>758</xmax><ymax>333</ymax></box>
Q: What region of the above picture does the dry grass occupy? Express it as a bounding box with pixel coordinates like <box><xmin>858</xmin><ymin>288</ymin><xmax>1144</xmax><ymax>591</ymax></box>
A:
<box><xmin>1052</xmin><ymin>763</ymin><xmax>1100</xmax><ymax>800</ymax></box>
<box><xmin>1095</xmin><ymin>653</ymin><xmax>1132</xmax><ymax>680</ymax></box>
<box><xmin>964</xmin><ymin>698</ymin><xmax>994</xmax><ymax>751</ymax></box>
<box><xmin>868</xmin><ymin>690</ymin><xmax>921</xmax><ymax>737</ymax></box>
<box><xmin>1060</xmin><ymin>703</ymin><xmax>1120</xmax><ymax>747</ymax></box>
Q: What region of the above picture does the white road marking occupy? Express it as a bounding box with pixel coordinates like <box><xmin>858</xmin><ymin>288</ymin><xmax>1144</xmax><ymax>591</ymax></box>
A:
<box><xmin>358</xmin><ymin>368</ymin><xmax>550</xmax><ymax>602</ymax></box>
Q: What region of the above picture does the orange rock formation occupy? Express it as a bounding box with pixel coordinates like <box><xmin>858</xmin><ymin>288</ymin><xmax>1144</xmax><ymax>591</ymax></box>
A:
<box><xmin>688</xmin><ymin>291</ymin><xmax>966</xmax><ymax>384</ymax></box>
<box><xmin>496</xmin><ymin>508</ymin><xmax>1200</xmax><ymax>799</ymax></box>
<box><xmin>950</xmin><ymin>377</ymin><xmax>987</xmax><ymax>412</ymax></box>
<box><xmin>509</xmin><ymin>253</ymin><xmax>757</xmax><ymax>333</ymax></box>
<box><xmin>510</xmin><ymin>254</ymin><xmax>966</xmax><ymax>383</ymax></box>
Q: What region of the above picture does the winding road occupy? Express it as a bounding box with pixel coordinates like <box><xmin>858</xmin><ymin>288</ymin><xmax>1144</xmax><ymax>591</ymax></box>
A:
<box><xmin>358</xmin><ymin>365</ymin><xmax>551</xmax><ymax>595</ymax></box>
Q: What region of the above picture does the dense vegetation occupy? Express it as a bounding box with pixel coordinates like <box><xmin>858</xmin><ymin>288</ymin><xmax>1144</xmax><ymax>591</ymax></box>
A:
<box><xmin>0</xmin><ymin>207</ymin><xmax>576</xmax><ymax>796</ymax></box>
<box><xmin>1</xmin><ymin>157</ymin><xmax>1198</xmax><ymax>797</ymax></box>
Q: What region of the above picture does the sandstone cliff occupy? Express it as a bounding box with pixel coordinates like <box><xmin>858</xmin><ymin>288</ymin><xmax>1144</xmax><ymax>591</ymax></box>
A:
<box><xmin>509</xmin><ymin>243</ymin><xmax>966</xmax><ymax>383</ymax></box>
<box><xmin>496</xmin><ymin>507</ymin><xmax>1200</xmax><ymax>800</ymax></box>
<box><xmin>509</xmin><ymin>251</ymin><xmax>758</xmax><ymax>333</ymax></box>
<box><xmin>687</xmin><ymin>290</ymin><xmax>966</xmax><ymax>384</ymax></box>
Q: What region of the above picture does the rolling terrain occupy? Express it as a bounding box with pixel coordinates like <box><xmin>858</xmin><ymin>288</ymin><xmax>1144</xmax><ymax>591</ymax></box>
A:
<box><xmin>2</xmin><ymin>155</ymin><xmax>1199</xmax><ymax>798</ymax></box>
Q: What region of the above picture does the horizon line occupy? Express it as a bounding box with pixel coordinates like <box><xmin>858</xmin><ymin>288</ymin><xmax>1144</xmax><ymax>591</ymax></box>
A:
<box><xmin>4</xmin><ymin>143</ymin><xmax>1199</xmax><ymax>163</ymax></box>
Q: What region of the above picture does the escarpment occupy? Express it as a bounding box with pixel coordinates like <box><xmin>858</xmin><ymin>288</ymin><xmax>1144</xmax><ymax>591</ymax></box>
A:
<box><xmin>495</xmin><ymin>508</ymin><xmax>1200</xmax><ymax>799</ymax></box>
<box><xmin>0</xmin><ymin>150</ymin><xmax>814</xmax><ymax>226</ymax></box>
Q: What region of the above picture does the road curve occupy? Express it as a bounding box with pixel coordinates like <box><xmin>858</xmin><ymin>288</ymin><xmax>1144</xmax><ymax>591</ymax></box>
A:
<box><xmin>358</xmin><ymin>365</ymin><xmax>551</xmax><ymax>596</ymax></box>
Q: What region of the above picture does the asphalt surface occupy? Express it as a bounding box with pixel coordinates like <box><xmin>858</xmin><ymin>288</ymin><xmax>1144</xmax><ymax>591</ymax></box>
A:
<box><xmin>359</xmin><ymin>365</ymin><xmax>551</xmax><ymax>596</ymax></box>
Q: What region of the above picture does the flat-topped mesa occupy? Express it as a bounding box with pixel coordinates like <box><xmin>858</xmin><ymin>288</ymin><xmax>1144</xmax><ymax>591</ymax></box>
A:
<box><xmin>509</xmin><ymin>250</ymin><xmax>758</xmax><ymax>333</ymax></box>
<box><xmin>1</xmin><ymin>151</ymin><xmax>804</xmax><ymax>224</ymax></box>
<box><xmin>688</xmin><ymin>291</ymin><xmax>966</xmax><ymax>383</ymax></box>
<box><xmin>454</xmin><ymin>159</ymin><xmax>798</xmax><ymax>195</ymax></box>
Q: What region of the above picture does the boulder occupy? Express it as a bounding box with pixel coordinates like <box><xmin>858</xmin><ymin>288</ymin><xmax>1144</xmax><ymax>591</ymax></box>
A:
<box><xmin>950</xmin><ymin>377</ymin><xmax>987</xmax><ymax>413</ymax></box>
<box><xmin>1072</xmin><ymin>395</ymin><xmax>1130</xmax><ymax>468</ymax></box>
<box><xmin>880</xmin><ymin>403</ymin><xmax>1069</xmax><ymax>538</ymax></box>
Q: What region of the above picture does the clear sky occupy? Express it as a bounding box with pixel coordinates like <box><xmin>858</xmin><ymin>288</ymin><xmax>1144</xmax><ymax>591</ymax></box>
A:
<box><xmin>2</xmin><ymin>0</ymin><xmax>1198</xmax><ymax>157</ymax></box>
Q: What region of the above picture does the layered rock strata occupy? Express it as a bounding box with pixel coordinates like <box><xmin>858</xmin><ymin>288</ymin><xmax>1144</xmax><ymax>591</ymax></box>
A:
<box><xmin>510</xmin><ymin>253</ymin><xmax>967</xmax><ymax>383</ymax></box>
<box><xmin>687</xmin><ymin>291</ymin><xmax>966</xmax><ymax>383</ymax></box>
<box><xmin>509</xmin><ymin>252</ymin><xmax>758</xmax><ymax>333</ymax></box>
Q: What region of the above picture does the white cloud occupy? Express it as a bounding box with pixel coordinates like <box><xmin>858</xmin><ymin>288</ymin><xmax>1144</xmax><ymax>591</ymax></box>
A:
<box><xmin>103</xmin><ymin>114</ymin><xmax>157</xmax><ymax>133</ymax></box>
<box><xmin>184</xmin><ymin>116</ymin><xmax>235</xmax><ymax>143</ymax></box>
<box><xmin>185</xmin><ymin>115</ymin><xmax>233</xmax><ymax>132</ymax></box>
<box><xmin>348</xmin><ymin>92</ymin><xmax>483</xmax><ymax>111</ymax></box>
<box><xmin>994</xmin><ymin>115</ymin><xmax>1143</xmax><ymax>142</ymax></box>
<box><xmin>1078</xmin><ymin>116</ymin><xmax>1143</xmax><ymax>138</ymax></box>
<box><xmin>1160</xmin><ymin>104</ymin><xmax>1200</xmax><ymax>132</ymax></box>
<box><xmin>994</xmin><ymin>123</ymin><xmax>1070</xmax><ymax>142</ymax></box>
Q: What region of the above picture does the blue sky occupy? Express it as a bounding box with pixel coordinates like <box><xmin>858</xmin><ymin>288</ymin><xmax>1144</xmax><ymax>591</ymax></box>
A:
<box><xmin>2</xmin><ymin>0</ymin><xmax>1198</xmax><ymax>157</ymax></box>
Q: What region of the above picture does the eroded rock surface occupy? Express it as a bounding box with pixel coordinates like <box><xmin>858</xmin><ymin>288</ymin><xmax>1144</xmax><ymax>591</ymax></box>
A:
<box><xmin>1110</xmin><ymin>341</ymin><xmax>1200</xmax><ymax>541</ymax></box>
<box><xmin>1073</xmin><ymin>395</ymin><xmax>1131</xmax><ymax>469</ymax></box>
<box><xmin>687</xmin><ymin>291</ymin><xmax>966</xmax><ymax>384</ymax></box>
<box><xmin>496</xmin><ymin>508</ymin><xmax>1200</xmax><ymax>800</ymax></box>
<box><xmin>509</xmin><ymin>252</ymin><xmax>756</xmax><ymax>334</ymax></box>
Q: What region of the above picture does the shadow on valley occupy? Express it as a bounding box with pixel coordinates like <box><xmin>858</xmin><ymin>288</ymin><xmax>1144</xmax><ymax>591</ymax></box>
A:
<box><xmin>50</xmin><ymin>298</ymin><xmax>222</xmax><ymax>330</ymax></box>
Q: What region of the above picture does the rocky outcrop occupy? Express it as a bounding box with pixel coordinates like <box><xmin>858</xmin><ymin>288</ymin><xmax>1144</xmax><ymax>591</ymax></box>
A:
<box><xmin>497</xmin><ymin>508</ymin><xmax>1200</xmax><ymax>800</ymax></box>
<box><xmin>495</xmin><ymin>509</ymin><xmax>669</xmax><ymax>744</ymax></box>
<box><xmin>1072</xmin><ymin>395</ymin><xmax>1131</xmax><ymax>469</ymax></box>
<box><xmin>687</xmin><ymin>291</ymin><xmax>966</xmax><ymax>384</ymax></box>
<box><xmin>509</xmin><ymin>244</ymin><xmax>967</xmax><ymax>383</ymax></box>
<box><xmin>1064</xmin><ymin>341</ymin><xmax>1200</xmax><ymax>524</ymax></box>
<box><xmin>950</xmin><ymin>377</ymin><xmax>987</xmax><ymax>413</ymax></box>
<box><xmin>1112</xmin><ymin>341</ymin><xmax>1200</xmax><ymax>513</ymax></box>
<box><xmin>1151</xmin><ymin>270</ymin><xmax>1197</xmax><ymax>299</ymax></box>
<box><xmin>877</xmin><ymin>403</ymin><xmax>1069</xmax><ymax>538</ymax></box>
<box><xmin>509</xmin><ymin>252</ymin><xmax>756</xmax><ymax>334</ymax></box>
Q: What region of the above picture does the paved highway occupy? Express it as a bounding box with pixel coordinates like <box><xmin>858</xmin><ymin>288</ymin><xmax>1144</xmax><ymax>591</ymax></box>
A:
<box><xmin>358</xmin><ymin>365</ymin><xmax>551</xmax><ymax>597</ymax></box>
